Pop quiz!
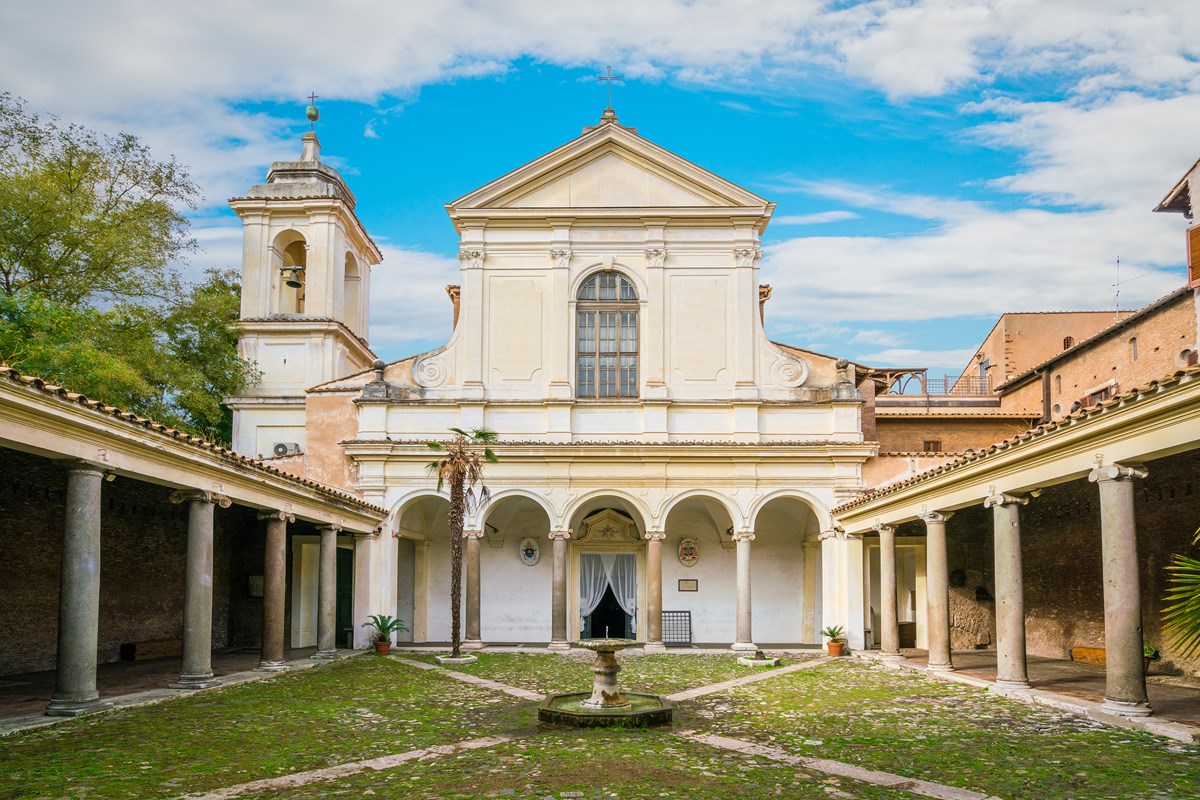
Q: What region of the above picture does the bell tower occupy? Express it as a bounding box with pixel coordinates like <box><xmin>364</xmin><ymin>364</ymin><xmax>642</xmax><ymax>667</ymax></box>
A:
<box><xmin>227</xmin><ymin>99</ymin><xmax>383</xmax><ymax>458</ymax></box>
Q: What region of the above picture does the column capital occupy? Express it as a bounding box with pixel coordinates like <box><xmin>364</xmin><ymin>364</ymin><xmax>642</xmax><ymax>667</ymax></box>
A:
<box><xmin>919</xmin><ymin>511</ymin><xmax>954</xmax><ymax>524</ymax></box>
<box><xmin>316</xmin><ymin>523</ymin><xmax>342</xmax><ymax>534</ymax></box>
<box><xmin>62</xmin><ymin>458</ymin><xmax>106</xmax><ymax>475</ymax></box>
<box><xmin>170</xmin><ymin>489</ymin><xmax>231</xmax><ymax>508</ymax></box>
<box><xmin>872</xmin><ymin>522</ymin><xmax>895</xmax><ymax>535</ymax></box>
<box><xmin>732</xmin><ymin>531</ymin><xmax>756</xmax><ymax>542</ymax></box>
<box><xmin>1089</xmin><ymin>463</ymin><xmax>1149</xmax><ymax>484</ymax></box>
<box><xmin>984</xmin><ymin>492</ymin><xmax>1028</xmax><ymax>509</ymax></box>
<box><xmin>817</xmin><ymin>527</ymin><xmax>843</xmax><ymax>542</ymax></box>
<box><xmin>548</xmin><ymin>528</ymin><xmax>573</xmax><ymax>541</ymax></box>
<box><xmin>644</xmin><ymin>530</ymin><xmax>666</xmax><ymax>542</ymax></box>
<box><xmin>257</xmin><ymin>509</ymin><xmax>295</xmax><ymax>523</ymax></box>
<box><xmin>462</xmin><ymin>528</ymin><xmax>485</xmax><ymax>540</ymax></box>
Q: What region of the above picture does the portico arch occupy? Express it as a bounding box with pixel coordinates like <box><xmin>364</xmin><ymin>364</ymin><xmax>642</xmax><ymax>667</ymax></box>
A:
<box><xmin>663</xmin><ymin>493</ymin><xmax>739</xmax><ymax>644</ymax></box>
<box><xmin>478</xmin><ymin>493</ymin><xmax>554</xmax><ymax>643</ymax></box>
<box><xmin>751</xmin><ymin>495</ymin><xmax>824</xmax><ymax>645</ymax></box>
<box><xmin>391</xmin><ymin>492</ymin><xmax>450</xmax><ymax>644</ymax></box>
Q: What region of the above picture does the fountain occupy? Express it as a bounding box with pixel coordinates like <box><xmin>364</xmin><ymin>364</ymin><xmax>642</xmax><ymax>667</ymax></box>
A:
<box><xmin>537</xmin><ymin>638</ymin><xmax>673</xmax><ymax>728</ymax></box>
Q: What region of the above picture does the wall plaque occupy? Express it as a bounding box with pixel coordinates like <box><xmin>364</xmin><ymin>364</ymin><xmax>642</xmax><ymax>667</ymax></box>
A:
<box><xmin>678</xmin><ymin>579</ymin><xmax>698</xmax><ymax>592</ymax></box>
<box><xmin>678</xmin><ymin>538</ymin><xmax>699</xmax><ymax>567</ymax></box>
<box><xmin>518</xmin><ymin>537</ymin><xmax>540</xmax><ymax>566</ymax></box>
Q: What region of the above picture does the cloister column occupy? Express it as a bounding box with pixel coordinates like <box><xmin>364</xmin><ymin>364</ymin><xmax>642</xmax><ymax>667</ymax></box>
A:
<box><xmin>1090</xmin><ymin>463</ymin><xmax>1153</xmax><ymax>717</ymax></box>
<box><xmin>257</xmin><ymin>510</ymin><xmax>293</xmax><ymax>671</ymax></box>
<box><xmin>547</xmin><ymin>529</ymin><xmax>571</xmax><ymax>650</ymax></box>
<box><xmin>463</xmin><ymin>529</ymin><xmax>484</xmax><ymax>650</ymax></box>
<box><xmin>875</xmin><ymin>523</ymin><xmax>902</xmax><ymax>660</ymax></box>
<box><xmin>169</xmin><ymin>489</ymin><xmax>230</xmax><ymax>689</ymax></box>
<box><xmin>984</xmin><ymin>492</ymin><xmax>1030</xmax><ymax>690</ymax></box>
<box><xmin>46</xmin><ymin>461</ymin><xmax>112</xmax><ymax>716</ymax></box>
<box><xmin>312</xmin><ymin>524</ymin><xmax>340</xmax><ymax>659</ymax></box>
<box><xmin>731</xmin><ymin>531</ymin><xmax>756</xmax><ymax>652</ymax></box>
<box><xmin>920</xmin><ymin>511</ymin><xmax>954</xmax><ymax>671</ymax></box>
<box><xmin>644</xmin><ymin>530</ymin><xmax>666</xmax><ymax>652</ymax></box>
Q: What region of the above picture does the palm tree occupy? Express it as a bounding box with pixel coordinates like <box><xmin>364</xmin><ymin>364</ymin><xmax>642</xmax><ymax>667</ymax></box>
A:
<box><xmin>1163</xmin><ymin>527</ymin><xmax>1200</xmax><ymax>659</ymax></box>
<box><xmin>426</xmin><ymin>427</ymin><xmax>498</xmax><ymax>658</ymax></box>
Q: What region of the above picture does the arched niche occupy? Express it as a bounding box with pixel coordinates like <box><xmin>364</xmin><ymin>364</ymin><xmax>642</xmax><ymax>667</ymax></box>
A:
<box><xmin>343</xmin><ymin>251</ymin><xmax>362</xmax><ymax>334</ymax></box>
<box><xmin>271</xmin><ymin>230</ymin><xmax>307</xmax><ymax>314</ymax></box>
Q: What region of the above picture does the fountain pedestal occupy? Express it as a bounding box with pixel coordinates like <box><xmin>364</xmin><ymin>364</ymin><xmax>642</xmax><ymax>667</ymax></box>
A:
<box><xmin>580</xmin><ymin>640</ymin><xmax>632</xmax><ymax>709</ymax></box>
<box><xmin>537</xmin><ymin>638</ymin><xmax>673</xmax><ymax>728</ymax></box>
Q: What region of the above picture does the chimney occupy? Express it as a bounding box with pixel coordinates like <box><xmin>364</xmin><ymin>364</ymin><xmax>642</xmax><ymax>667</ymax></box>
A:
<box><xmin>445</xmin><ymin>285</ymin><xmax>461</xmax><ymax>329</ymax></box>
<box><xmin>758</xmin><ymin>284</ymin><xmax>773</xmax><ymax>323</ymax></box>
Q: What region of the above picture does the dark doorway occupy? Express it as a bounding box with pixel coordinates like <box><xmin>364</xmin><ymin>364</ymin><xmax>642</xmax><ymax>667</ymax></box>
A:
<box><xmin>336</xmin><ymin>548</ymin><xmax>354</xmax><ymax>647</ymax></box>
<box><xmin>586</xmin><ymin>585</ymin><xmax>630</xmax><ymax>639</ymax></box>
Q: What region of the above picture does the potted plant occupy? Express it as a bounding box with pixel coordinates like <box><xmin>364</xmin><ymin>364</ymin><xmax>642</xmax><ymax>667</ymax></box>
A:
<box><xmin>1143</xmin><ymin>641</ymin><xmax>1161</xmax><ymax>674</ymax></box>
<box><xmin>363</xmin><ymin>615</ymin><xmax>408</xmax><ymax>655</ymax></box>
<box><xmin>822</xmin><ymin>625</ymin><xmax>846</xmax><ymax>657</ymax></box>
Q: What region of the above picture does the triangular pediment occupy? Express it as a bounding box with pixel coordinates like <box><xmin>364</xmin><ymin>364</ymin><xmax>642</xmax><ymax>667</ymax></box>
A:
<box><xmin>449</xmin><ymin>122</ymin><xmax>770</xmax><ymax>213</ymax></box>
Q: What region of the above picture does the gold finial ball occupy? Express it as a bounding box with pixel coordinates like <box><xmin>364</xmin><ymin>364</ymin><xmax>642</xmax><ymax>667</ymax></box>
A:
<box><xmin>305</xmin><ymin>104</ymin><xmax>320</xmax><ymax>123</ymax></box>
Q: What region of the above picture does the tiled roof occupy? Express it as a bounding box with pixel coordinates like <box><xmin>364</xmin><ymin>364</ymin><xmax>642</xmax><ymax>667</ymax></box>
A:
<box><xmin>0</xmin><ymin>366</ymin><xmax>386</xmax><ymax>514</ymax></box>
<box><xmin>833</xmin><ymin>364</ymin><xmax>1200</xmax><ymax>514</ymax></box>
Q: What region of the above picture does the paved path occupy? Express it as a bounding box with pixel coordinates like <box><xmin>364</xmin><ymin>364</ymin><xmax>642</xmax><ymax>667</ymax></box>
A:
<box><xmin>666</xmin><ymin>656</ymin><xmax>830</xmax><ymax>701</ymax></box>
<box><xmin>393</xmin><ymin>657</ymin><xmax>546</xmax><ymax>701</ymax></box>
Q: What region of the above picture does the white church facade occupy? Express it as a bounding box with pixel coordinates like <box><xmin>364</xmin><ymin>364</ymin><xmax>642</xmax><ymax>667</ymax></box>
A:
<box><xmin>227</xmin><ymin>112</ymin><xmax>906</xmax><ymax>653</ymax></box>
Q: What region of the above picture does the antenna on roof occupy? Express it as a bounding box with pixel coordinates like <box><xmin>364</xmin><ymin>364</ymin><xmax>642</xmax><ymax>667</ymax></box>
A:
<box><xmin>1112</xmin><ymin>255</ymin><xmax>1152</xmax><ymax>320</ymax></box>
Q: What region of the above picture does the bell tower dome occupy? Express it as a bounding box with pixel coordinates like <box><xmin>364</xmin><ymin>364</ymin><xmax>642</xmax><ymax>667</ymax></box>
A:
<box><xmin>227</xmin><ymin>110</ymin><xmax>383</xmax><ymax>458</ymax></box>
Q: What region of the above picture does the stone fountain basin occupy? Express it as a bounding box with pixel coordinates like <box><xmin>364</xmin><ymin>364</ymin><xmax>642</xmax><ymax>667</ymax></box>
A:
<box><xmin>538</xmin><ymin>692</ymin><xmax>673</xmax><ymax>728</ymax></box>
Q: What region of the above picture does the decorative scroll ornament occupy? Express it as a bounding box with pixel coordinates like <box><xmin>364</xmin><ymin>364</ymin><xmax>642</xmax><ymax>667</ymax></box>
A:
<box><xmin>770</xmin><ymin>354</ymin><xmax>809</xmax><ymax>388</ymax></box>
<box><xmin>678</xmin><ymin>538</ymin><xmax>699</xmax><ymax>567</ymax></box>
<box><xmin>644</xmin><ymin>247</ymin><xmax>666</xmax><ymax>268</ymax></box>
<box><xmin>170</xmin><ymin>489</ymin><xmax>232</xmax><ymax>508</ymax></box>
<box><xmin>413</xmin><ymin>355</ymin><xmax>447</xmax><ymax>387</ymax></box>
<box><xmin>519</xmin><ymin>537</ymin><xmax>541</xmax><ymax>566</ymax></box>
<box><xmin>458</xmin><ymin>249</ymin><xmax>484</xmax><ymax>270</ymax></box>
<box><xmin>549</xmin><ymin>249</ymin><xmax>572</xmax><ymax>269</ymax></box>
<box><xmin>733</xmin><ymin>247</ymin><xmax>762</xmax><ymax>267</ymax></box>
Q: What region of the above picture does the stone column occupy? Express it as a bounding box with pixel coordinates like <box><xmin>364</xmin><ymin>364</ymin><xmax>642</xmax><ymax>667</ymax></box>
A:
<box><xmin>47</xmin><ymin>462</ymin><xmax>112</xmax><ymax>716</ymax></box>
<box><xmin>169</xmin><ymin>490</ymin><xmax>230</xmax><ymax>689</ymax></box>
<box><xmin>463</xmin><ymin>529</ymin><xmax>484</xmax><ymax>650</ymax></box>
<box><xmin>731</xmin><ymin>531</ymin><xmax>756</xmax><ymax>652</ymax></box>
<box><xmin>874</xmin><ymin>524</ymin><xmax>902</xmax><ymax>659</ymax></box>
<box><xmin>984</xmin><ymin>492</ymin><xmax>1030</xmax><ymax>690</ymax></box>
<box><xmin>1090</xmin><ymin>463</ymin><xmax>1153</xmax><ymax>717</ymax></box>
<box><xmin>920</xmin><ymin>511</ymin><xmax>954</xmax><ymax>671</ymax></box>
<box><xmin>644</xmin><ymin>530</ymin><xmax>667</xmax><ymax>652</ymax></box>
<box><xmin>547</xmin><ymin>529</ymin><xmax>571</xmax><ymax>650</ymax></box>
<box><xmin>312</xmin><ymin>524</ymin><xmax>340</xmax><ymax>659</ymax></box>
<box><xmin>257</xmin><ymin>510</ymin><xmax>293</xmax><ymax>671</ymax></box>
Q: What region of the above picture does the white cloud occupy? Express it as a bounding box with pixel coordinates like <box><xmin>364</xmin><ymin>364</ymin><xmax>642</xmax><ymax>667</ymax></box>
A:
<box><xmin>854</xmin><ymin>347</ymin><xmax>977</xmax><ymax>369</ymax></box>
<box><xmin>368</xmin><ymin>247</ymin><xmax>459</xmax><ymax>361</ymax></box>
<box><xmin>772</xmin><ymin>210</ymin><xmax>861</xmax><ymax>225</ymax></box>
<box><xmin>850</xmin><ymin>329</ymin><xmax>906</xmax><ymax>347</ymax></box>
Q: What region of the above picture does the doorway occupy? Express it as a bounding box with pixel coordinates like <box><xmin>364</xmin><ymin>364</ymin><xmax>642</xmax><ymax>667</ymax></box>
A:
<box><xmin>579</xmin><ymin>552</ymin><xmax>636</xmax><ymax>639</ymax></box>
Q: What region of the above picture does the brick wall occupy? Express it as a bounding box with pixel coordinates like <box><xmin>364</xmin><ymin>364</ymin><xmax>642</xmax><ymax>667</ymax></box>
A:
<box><xmin>875</xmin><ymin>417</ymin><xmax>1034</xmax><ymax>453</ymax></box>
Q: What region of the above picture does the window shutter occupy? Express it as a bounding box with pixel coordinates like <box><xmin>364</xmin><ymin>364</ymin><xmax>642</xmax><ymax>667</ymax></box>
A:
<box><xmin>1188</xmin><ymin>225</ymin><xmax>1200</xmax><ymax>288</ymax></box>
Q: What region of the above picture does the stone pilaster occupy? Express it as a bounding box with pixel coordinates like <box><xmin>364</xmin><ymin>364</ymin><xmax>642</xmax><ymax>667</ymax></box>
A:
<box><xmin>257</xmin><ymin>510</ymin><xmax>293</xmax><ymax>671</ymax></box>
<box><xmin>919</xmin><ymin>511</ymin><xmax>954</xmax><ymax>672</ymax></box>
<box><xmin>463</xmin><ymin>529</ymin><xmax>484</xmax><ymax>650</ymax></box>
<box><xmin>984</xmin><ymin>492</ymin><xmax>1030</xmax><ymax>690</ymax></box>
<box><xmin>644</xmin><ymin>530</ymin><xmax>666</xmax><ymax>652</ymax></box>
<box><xmin>169</xmin><ymin>489</ymin><xmax>231</xmax><ymax>689</ymax></box>
<box><xmin>312</xmin><ymin>524</ymin><xmax>341</xmax><ymax>660</ymax></box>
<box><xmin>731</xmin><ymin>531</ymin><xmax>756</xmax><ymax>652</ymax></box>
<box><xmin>874</xmin><ymin>523</ymin><xmax>902</xmax><ymax>660</ymax></box>
<box><xmin>548</xmin><ymin>529</ymin><xmax>572</xmax><ymax>650</ymax></box>
<box><xmin>47</xmin><ymin>462</ymin><xmax>113</xmax><ymax>716</ymax></box>
<box><xmin>1090</xmin><ymin>463</ymin><xmax>1153</xmax><ymax>717</ymax></box>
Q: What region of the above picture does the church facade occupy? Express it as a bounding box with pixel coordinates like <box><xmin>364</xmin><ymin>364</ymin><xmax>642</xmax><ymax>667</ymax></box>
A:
<box><xmin>230</xmin><ymin>112</ymin><xmax>878</xmax><ymax>651</ymax></box>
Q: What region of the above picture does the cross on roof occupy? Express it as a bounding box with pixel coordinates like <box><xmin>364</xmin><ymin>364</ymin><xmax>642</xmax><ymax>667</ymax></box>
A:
<box><xmin>596</xmin><ymin>66</ymin><xmax>624</xmax><ymax>109</ymax></box>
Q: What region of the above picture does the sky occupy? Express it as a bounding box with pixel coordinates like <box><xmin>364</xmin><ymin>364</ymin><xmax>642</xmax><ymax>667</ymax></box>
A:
<box><xmin>2</xmin><ymin>1</ymin><xmax>1198</xmax><ymax>374</ymax></box>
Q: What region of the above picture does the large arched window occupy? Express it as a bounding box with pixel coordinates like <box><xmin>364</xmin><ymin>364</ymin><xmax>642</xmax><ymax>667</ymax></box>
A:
<box><xmin>576</xmin><ymin>271</ymin><xmax>638</xmax><ymax>397</ymax></box>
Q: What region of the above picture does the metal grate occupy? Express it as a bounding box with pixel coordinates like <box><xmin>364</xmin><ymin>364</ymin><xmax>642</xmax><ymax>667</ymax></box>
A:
<box><xmin>661</xmin><ymin>611</ymin><xmax>692</xmax><ymax>645</ymax></box>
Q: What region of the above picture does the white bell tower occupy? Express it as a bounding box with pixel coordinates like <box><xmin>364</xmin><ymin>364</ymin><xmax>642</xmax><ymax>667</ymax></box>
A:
<box><xmin>227</xmin><ymin>102</ymin><xmax>382</xmax><ymax>459</ymax></box>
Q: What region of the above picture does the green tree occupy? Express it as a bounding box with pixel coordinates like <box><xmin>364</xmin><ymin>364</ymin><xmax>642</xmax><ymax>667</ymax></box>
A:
<box><xmin>426</xmin><ymin>428</ymin><xmax>498</xmax><ymax>658</ymax></box>
<box><xmin>1163</xmin><ymin>528</ymin><xmax>1200</xmax><ymax>659</ymax></box>
<box><xmin>0</xmin><ymin>93</ymin><xmax>198</xmax><ymax>304</ymax></box>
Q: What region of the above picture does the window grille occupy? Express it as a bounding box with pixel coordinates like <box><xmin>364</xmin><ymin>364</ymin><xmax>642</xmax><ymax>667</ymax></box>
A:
<box><xmin>661</xmin><ymin>610</ymin><xmax>692</xmax><ymax>645</ymax></box>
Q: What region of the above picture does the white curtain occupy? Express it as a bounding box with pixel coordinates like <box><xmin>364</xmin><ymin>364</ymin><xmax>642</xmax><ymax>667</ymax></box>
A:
<box><xmin>603</xmin><ymin>553</ymin><xmax>638</xmax><ymax>636</ymax></box>
<box><xmin>579</xmin><ymin>554</ymin><xmax>610</xmax><ymax>632</ymax></box>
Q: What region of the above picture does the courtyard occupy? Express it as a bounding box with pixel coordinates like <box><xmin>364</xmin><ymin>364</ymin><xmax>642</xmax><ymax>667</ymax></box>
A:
<box><xmin>2</xmin><ymin>651</ymin><xmax>1198</xmax><ymax>800</ymax></box>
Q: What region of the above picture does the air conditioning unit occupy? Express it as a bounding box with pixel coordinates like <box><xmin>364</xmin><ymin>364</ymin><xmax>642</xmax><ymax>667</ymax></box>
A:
<box><xmin>272</xmin><ymin>442</ymin><xmax>302</xmax><ymax>457</ymax></box>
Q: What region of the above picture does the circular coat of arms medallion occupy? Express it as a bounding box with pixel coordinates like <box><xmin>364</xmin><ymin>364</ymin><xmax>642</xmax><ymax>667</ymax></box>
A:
<box><xmin>519</xmin><ymin>537</ymin><xmax>540</xmax><ymax>566</ymax></box>
<box><xmin>678</xmin><ymin>538</ymin><xmax>699</xmax><ymax>567</ymax></box>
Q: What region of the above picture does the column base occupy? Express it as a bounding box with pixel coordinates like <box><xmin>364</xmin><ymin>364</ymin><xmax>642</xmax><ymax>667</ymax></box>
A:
<box><xmin>642</xmin><ymin>641</ymin><xmax>667</xmax><ymax>653</ymax></box>
<box><xmin>1101</xmin><ymin>698</ymin><xmax>1154</xmax><ymax>718</ymax></box>
<box><xmin>731</xmin><ymin>642</ymin><xmax>757</xmax><ymax>652</ymax></box>
<box><xmin>256</xmin><ymin>660</ymin><xmax>288</xmax><ymax>673</ymax></box>
<box><xmin>170</xmin><ymin>674</ymin><xmax>221</xmax><ymax>690</ymax></box>
<box><xmin>926</xmin><ymin>661</ymin><xmax>955</xmax><ymax>672</ymax></box>
<box><xmin>993</xmin><ymin>679</ymin><xmax>1031</xmax><ymax>692</ymax></box>
<box><xmin>880</xmin><ymin>651</ymin><xmax>906</xmax><ymax>662</ymax></box>
<box><xmin>547</xmin><ymin>640</ymin><xmax>571</xmax><ymax>651</ymax></box>
<box><xmin>462</xmin><ymin>639</ymin><xmax>485</xmax><ymax>651</ymax></box>
<box><xmin>311</xmin><ymin>649</ymin><xmax>339</xmax><ymax>661</ymax></box>
<box><xmin>45</xmin><ymin>697</ymin><xmax>113</xmax><ymax>717</ymax></box>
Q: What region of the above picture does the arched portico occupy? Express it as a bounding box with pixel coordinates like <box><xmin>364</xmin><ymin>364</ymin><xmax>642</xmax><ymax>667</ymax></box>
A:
<box><xmin>663</xmin><ymin>493</ymin><xmax>738</xmax><ymax>644</ymax></box>
<box><xmin>392</xmin><ymin>493</ymin><xmax>449</xmax><ymax>644</ymax></box>
<box><xmin>751</xmin><ymin>495</ymin><xmax>824</xmax><ymax>646</ymax></box>
<box><xmin>474</xmin><ymin>493</ymin><xmax>554</xmax><ymax>646</ymax></box>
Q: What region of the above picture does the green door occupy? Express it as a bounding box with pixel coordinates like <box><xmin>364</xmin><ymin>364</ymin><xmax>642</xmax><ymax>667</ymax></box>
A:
<box><xmin>336</xmin><ymin>548</ymin><xmax>354</xmax><ymax>648</ymax></box>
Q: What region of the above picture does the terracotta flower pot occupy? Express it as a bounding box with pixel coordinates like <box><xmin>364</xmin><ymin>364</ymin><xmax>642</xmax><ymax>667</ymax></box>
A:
<box><xmin>827</xmin><ymin>641</ymin><xmax>845</xmax><ymax>657</ymax></box>
<box><xmin>374</xmin><ymin>640</ymin><xmax>392</xmax><ymax>655</ymax></box>
<box><xmin>1143</xmin><ymin>656</ymin><xmax>1152</xmax><ymax>674</ymax></box>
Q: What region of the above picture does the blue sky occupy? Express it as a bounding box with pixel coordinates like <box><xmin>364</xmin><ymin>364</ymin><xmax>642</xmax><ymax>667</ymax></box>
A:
<box><xmin>3</xmin><ymin>1</ymin><xmax>1197</xmax><ymax>373</ymax></box>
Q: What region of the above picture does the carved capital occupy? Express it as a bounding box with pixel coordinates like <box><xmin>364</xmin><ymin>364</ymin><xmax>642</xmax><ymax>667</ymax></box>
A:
<box><xmin>733</xmin><ymin>247</ymin><xmax>762</xmax><ymax>267</ymax></box>
<box><xmin>918</xmin><ymin>511</ymin><xmax>953</xmax><ymax>525</ymax></box>
<box><xmin>549</xmin><ymin>249</ymin><xmax>572</xmax><ymax>269</ymax></box>
<box><xmin>872</xmin><ymin>523</ymin><xmax>895</xmax><ymax>536</ymax></box>
<box><xmin>457</xmin><ymin>249</ymin><xmax>484</xmax><ymax>269</ymax></box>
<box><xmin>170</xmin><ymin>489</ymin><xmax>232</xmax><ymax>508</ymax></box>
<box><xmin>732</xmin><ymin>530</ymin><xmax>756</xmax><ymax>542</ymax></box>
<box><xmin>257</xmin><ymin>509</ymin><xmax>296</xmax><ymax>523</ymax></box>
<box><xmin>1088</xmin><ymin>463</ymin><xmax>1149</xmax><ymax>484</ymax></box>
<box><xmin>984</xmin><ymin>492</ymin><xmax>1028</xmax><ymax>509</ymax></box>
<box><xmin>644</xmin><ymin>530</ymin><xmax>667</xmax><ymax>542</ymax></box>
<box><xmin>463</xmin><ymin>528</ymin><xmax>485</xmax><ymax>540</ymax></box>
<box><xmin>317</xmin><ymin>523</ymin><xmax>342</xmax><ymax>534</ymax></box>
<box><xmin>644</xmin><ymin>247</ymin><xmax>666</xmax><ymax>268</ymax></box>
<box><xmin>548</xmin><ymin>529</ymin><xmax>573</xmax><ymax>541</ymax></box>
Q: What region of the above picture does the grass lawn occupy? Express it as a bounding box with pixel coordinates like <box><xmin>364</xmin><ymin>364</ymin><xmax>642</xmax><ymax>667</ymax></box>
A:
<box><xmin>1</xmin><ymin>652</ymin><xmax>1197</xmax><ymax>799</ymax></box>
